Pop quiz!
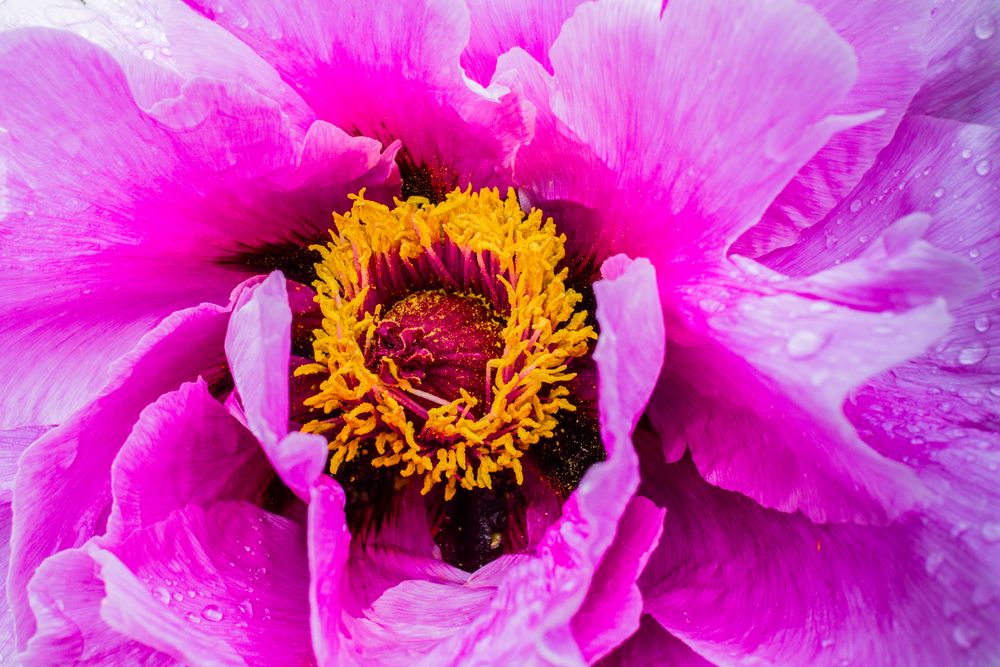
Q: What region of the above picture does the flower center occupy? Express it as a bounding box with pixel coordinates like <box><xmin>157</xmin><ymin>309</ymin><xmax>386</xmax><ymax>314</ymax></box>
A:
<box><xmin>297</xmin><ymin>187</ymin><xmax>596</xmax><ymax>501</ymax></box>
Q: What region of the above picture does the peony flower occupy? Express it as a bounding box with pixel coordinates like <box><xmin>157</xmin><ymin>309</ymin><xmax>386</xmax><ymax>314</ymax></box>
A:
<box><xmin>1</xmin><ymin>0</ymin><xmax>997</xmax><ymax>665</ymax></box>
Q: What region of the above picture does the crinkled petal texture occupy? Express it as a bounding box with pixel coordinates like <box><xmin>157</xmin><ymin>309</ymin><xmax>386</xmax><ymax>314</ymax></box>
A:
<box><xmin>184</xmin><ymin>0</ymin><xmax>532</xmax><ymax>194</ymax></box>
<box><xmin>0</xmin><ymin>27</ymin><xmax>398</xmax><ymax>428</ymax></box>
<box><xmin>303</xmin><ymin>256</ymin><xmax>664</xmax><ymax>666</ymax></box>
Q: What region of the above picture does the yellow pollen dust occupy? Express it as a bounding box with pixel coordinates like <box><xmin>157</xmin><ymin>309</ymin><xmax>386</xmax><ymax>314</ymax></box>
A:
<box><xmin>296</xmin><ymin>187</ymin><xmax>596</xmax><ymax>500</ymax></box>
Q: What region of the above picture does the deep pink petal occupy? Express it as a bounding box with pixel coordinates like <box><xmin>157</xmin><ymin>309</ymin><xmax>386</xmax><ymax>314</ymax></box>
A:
<box><xmin>105</xmin><ymin>379</ymin><xmax>272</xmax><ymax>543</ymax></box>
<box><xmin>0</xmin><ymin>29</ymin><xmax>396</xmax><ymax>427</ymax></box>
<box><xmin>17</xmin><ymin>549</ymin><xmax>176</xmax><ymax>666</ymax></box>
<box><xmin>509</xmin><ymin>0</ymin><xmax>862</xmax><ymax>277</ymax></box>
<box><xmin>91</xmin><ymin>502</ymin><xmax>313</xmax><ymax>666</ymax></box>
<box><xmin>639</xmin><ymin>451</ymin><xmax>1000</xmax><ymax>665</ymax></box>
<box><xmin>225</xmin><ymin>272</ymin><xmax>327</xmax><ymax>499</ymax></box>
<box><xmin>736</xmin><ymin>0</ymin><xmax>931</xmax><ymax>256</ymax></box>
<box><xmin>6</xmin><ymin>283</ymin><xmax>253</xmax><ymax>647</ymax></box>
<box><xmin>597</xmin><ymin>615</ymin><xmax>714</xmax><ymax>667</ymax></box>
<box><xmin>307</xmin><ymin>477</ymin><xmax>350</xmax><ymax>667</ymax></box>
<box><xmin>462</xmin><ymin>0</ymin><xmax>585</xmax><ymax>85</ymax></box>
<box><xmin>910</xmin><ymin>1</ymin><xmax>1000</xmax><ymax>126</ymax></box>
<box><xmin>184</xmin><ymin>0</ymin><xmax>532</xmax><ymax>192</ymax></box>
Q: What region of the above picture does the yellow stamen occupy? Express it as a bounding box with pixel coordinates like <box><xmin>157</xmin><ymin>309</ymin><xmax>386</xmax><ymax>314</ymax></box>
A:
<box><xmin>299</xmin><ymin>187</ymin><xmax>596</xmax><ymax>496</ymax></box>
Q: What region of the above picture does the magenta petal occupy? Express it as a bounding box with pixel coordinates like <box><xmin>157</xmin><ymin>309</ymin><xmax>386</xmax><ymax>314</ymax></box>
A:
<box><xmin>737</xmin><ymin>0</ymin><xmax>931</xmax><ymax>256</ymax></box>
<box><xmin>655</xmin><ymin>215</ymin><xmax>977</xmax><ymax>523</ymax></box>
<box><xmin>639</xmin><ymin>454</ymin><xmax>1000</xmax><ymax>665</ymax></box>
<box><xmin>225</xmin><ymin>272</ymin><xmax>327</xmax><ymax>499</ymax></box>
<box><xmin>0</xmin><ymin>28</ymin><xmax>395</xmax><ymax>427</ymax></box>
<box><xmin>91</xmin><ymin>502</ymin><xmax>313</xmax><ymax>666</ymax></box>
<box><xmin>17</xmin><ymin>549</ymin><xmax>175</xmax><ymax>666</ymax></box>
<box><xmin>6</xmin><ymin>289</ymin><xmax>245</xmax><ymax>647</ymax></box>
<box><xmin>598</xmin><ymin>615</ymin><xmax>714</xmax><ymax>667</ymax></box>
<box><xmin>105</xmin><ymin>379</ymin><xmax>272</xmax><ymax>543</ymax></box>
<box><xmin>307</xmin><ymin>476</ymin><xmax>350</xmax><ymax>667</ymax></box>
<box><xmin>511</xmin><ymin>0</ymin><xmax>863</xmax><ymax>275</ymax></box>
<box><xmin>911</xmin><ymin>1</ymin><xmax>1000</xmax><ymax>126</ymax></box>
<box><xmin>184</xmin><ymin>0</ymin><xmax>532</xmax><ymax>190</ymax></box>
<box><xmin>571</xmin><ymin>496</ymin><xmax>664</xmax><ymax>663</ymax></box>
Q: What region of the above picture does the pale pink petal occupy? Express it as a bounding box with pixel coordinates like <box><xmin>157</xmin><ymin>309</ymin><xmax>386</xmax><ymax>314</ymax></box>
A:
<box><xmin>91</xmin><ymin>502</ymin><xmax>313</xmax><ymax>666</ymax></box>
<box><xmin>307</xmin><ymin>476</ymin><xmax>350</xmax><ymax>667</ymax></box>
<box><xmin>736</xmin><ymin>0</ymin><xmax>932</xmax><ymax>256</ymax></box>
<box><xmin>225</xmin><ymin>272</ymin><xmax>327</xmax><ymax>499</ymax></box>
<box><xmin>17</xmin><ymin>549</ymin><xmax>176</xmax><ymax>666</ymax></box>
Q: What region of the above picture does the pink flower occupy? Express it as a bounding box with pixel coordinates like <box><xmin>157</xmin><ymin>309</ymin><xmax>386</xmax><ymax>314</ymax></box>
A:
<box><xmin>1</xmin><ymin>0</ymin><xmax>997</xmax><ymax>665</ymax></box>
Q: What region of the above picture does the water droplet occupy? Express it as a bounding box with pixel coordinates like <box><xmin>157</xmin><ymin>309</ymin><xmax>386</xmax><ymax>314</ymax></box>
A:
<box><xmin>932</xmin><ymin>187</ymin><xmax>945</xmax><ymax>198</ymax></box>
<box><xmin>953</xmin><ymin>625</ymin><xmax>979</xmax><ymax>649</ymax></box>
<box><xmin>859</xmin><ymin>234</ymin><xmax>870</xmax><ymax>243</ymax></box>
<box><xmin>922</xmin><ymin>166</ymin><xmax>932</xmax><ymax>176</ymax></box>
<box><xmin>201</xmin><ymin>605</ymin><xmax>224</xmax><ymax>622</ymax></box>
<box><xmin>974</xmin><ymin>315</ymin><xmax>991</xmax><ymax>332</ymax></box>
<box><xmin>141</xmin><ymin>48</ymin><xmax>155</xmax><ymax>60</ymax></box>
<box><xmin>172</xmin><ymin>592</ymin><xmax>184</xmax><ymax>602</ymax></box>
<box><xmin>969</xmin><ymin>247</ymin><xmax>981</xmax><ymax>259</ymax></box>
<box><xmin>975</xmin><ymin>158</ymin><xmax>992</xmax><ymax>176</ymax></box>
<box><xmin>974</xmin><ymin>14</ymin><xmax>997</xmax><ymax>39</ymax></box>
<box><xmin>849</xmin><ymin>199</ymin><xmax>862</xmax><ymax>213</ymax></box>
<box><xmin>186</xmin><ymin>612</ymin><xmax>203</xmax><ymax>624</ymax></box>
<box><xmin>958</xmin><ymin>343</ymin><xmax>988</xmax><ymax>365</ymax></box>
<box><xmin>187</xmin><ymin>590</ymin><xmax>197</xmax><ymax>598</ymax></box>
<box><xmin>961</xmin><ymin>148</ymin><xmax>973</xmax><ymax>159</ymax></box>
<box><xmin>786</xmin><ymin>331</ymin><xmax>826</xmax><ymax>359</ymax></box>
<box><xmin>821</xmin><ymin>638</ymin><xmax>835</xmax><ymax>649</ymax></box>
<box><xmin>983</xmin><ymin>522</ymin><xmax>1000</xmax><ymax>542</ymax></box>
<box><xmin>989</xmin><ymin>385</ymin><xmax>1000</xmax><ymax>397</ymax></box>
<box><xmin>153</xmin><ymin>587</ymin><xmax>171</xmax><ymax>604</ymax></box>
<box><xmin>925</xmin><ymin>552</ymin><xmax>944</xmax><ymax>575</ymax></box>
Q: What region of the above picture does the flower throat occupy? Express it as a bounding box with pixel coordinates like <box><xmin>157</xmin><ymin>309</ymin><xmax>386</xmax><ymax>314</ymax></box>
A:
<box><xmin>297</xmin><ymin>188</ymin><xmax>596</xmax><ymax>502</ymax></box>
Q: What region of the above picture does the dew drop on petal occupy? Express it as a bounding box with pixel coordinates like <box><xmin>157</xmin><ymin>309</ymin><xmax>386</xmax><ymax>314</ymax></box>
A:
<box><xmin>925</xmin><ymin>551</ymin><xmax>944</xmax><ymax>575</ymax></box>
<box><xmin>153</xmin><ymin>587</ymin><xmax>171</xmax><ymax>604</ymax></box>
<box><xmin>201</xmin><ymin>604</ymin><xmax>224</xmax><ymax>622</ymax></box>
<box><xmin>974</xmin><ymin>14</ymin><xmax>997</xmax><ymax>39</ymax></box>
<box><xmin>786</xmin><ymin>331</ymin><xmax>826</xmax><ymax>359</ymax></box>
<box><xmin>933</xmin><ymin>187</ymin><xmax>946</xmax><ymax>198</ymax></box>
<box><xmin>849</xmin><ymin>199</ymin><xmax>862</xmax><ymax>213</ymax></box>
<box><xmin>982</xmin><ymin>522</ymin><xmax>1000</xmax><ymax>542</ymax></box>
<box><xmin>975</xmin><ymin>158</ymin><xmax>992</xmax><ymax>176</ymax></box>
<box><xmin>172</xmin><ymin>592</ymin><xmax>183</xmax><ymax>602</ymax></box>
<box><xmin>141</xmin><ymin>48</ymin><xmax>155</xmax><ymax>60</ymax></box>
<box><xmin>958</xmin><ymin>343</ymin><xmax>989</xmax><ymax>365</ymax></box>
<box><xmin>953</xmin><ymin>625</ymin><xmax>980</xmax><ymax>649</ymax></box>
<box><xmin>961</xmin><ymin>148</ymin><xmax>973</xmax><ymax>159</ymax></box>
<box><xmin>974</xmin><ymin>315</ymin><xmax>991</xmax><ymax>332</ymax></box>
<box><xmin>186</xmin><ymin>612</ymin><xmax>202</xmax><ymax>624</ymax></box>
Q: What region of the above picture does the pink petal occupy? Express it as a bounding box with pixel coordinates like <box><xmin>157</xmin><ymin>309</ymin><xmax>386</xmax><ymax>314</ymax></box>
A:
<box><xmin>652</xmin><ymin>214</ymin><xmax>978</xmax><ymax>524</ymax></box>
<box><xmin>509</xmin><ymin>0</ymin><xmax>864</xmax><ymax>276</ymax></box>
<box><xmin>6</xmin><ymin>283</ymin><xmax>252</xmax><ymax>648</ymax></box>
<box><xmin>639</xmin><ymin>452</ymin><xmax>1000</xmax><ymax>665</ymax></box>
<box><xmin>90</xmin><ymin>502</ymin><xmax>313</xmax><ymax>666</ymax></box>
<box><xmin>225</xmin><ymin>272</ymin><xmax>327</xmax><ymax>499</ymax></box>
<box><xmin>307</xmin><ymin>476</ymin><xmax>350</xmax><ymax>667</ymax></box>
<box><xmin>105</xmin><ymin>379</ymin><xmax>272</xmax><ymax>543</ymax></box>
<box><xmin>462</xmin><ymin>0</ymin><xmax>585</xmax><ymax>85</ymax></box>
<box><xmin>911</xmin><ymin>1</ymin><xmax>1000</xmax><ymax>126</ymax></box>
<box><xmin>0</xmin><ymin>29</ymin><xmax>395</xmax><ymax>427</ymax></box>
<box><xmin>597</xmin><ymin>615</ymin><xmax>714</xmax><ymax>667</ymax></box>
<box><xmin>736</xmin><ymin>0</ymin><xmax>932</xmax><ymax>256</ymax></box>
<box><xmin>184</xmin><ymin>0</ymin><xmax>532</xmax><ymax>192</ymax></box>
<box><xmin>17</xmin><ymin>549</ymin><xmax>176</xmax><ymax>666</ymax></box>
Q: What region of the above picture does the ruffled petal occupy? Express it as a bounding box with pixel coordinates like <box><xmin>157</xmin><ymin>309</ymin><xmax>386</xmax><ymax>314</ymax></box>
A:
<box><xmin>639</xmin><ymin>452</ymin><xmax>1000</xmax><ymax>665</ymax></box>
<box><xmin>17</xmin><ymin>549</ymin><xmax>176</xmax><ymax>666</ymax></box>
<box><xmin>6</xmin><ymin>283</ymin><xmax>250</xmax><ymax>647</ymax></box>
<box><xmin>737</xmin><ymin>0</ymin><xmax>931</xmax><ymax>256</ymax></box>
<box><xmin>0</xmin><ymin>426</ymin><xmax>49</xmax><ymax>663</ymax></box>
<box><xmin>910</xmin><ymin>1</ymin><xmax>1000</xmax><ymax>126</ymax></box>
<box><xmin>105</xmin><ymin>379</ymin><xmax>272</xmax><ymax>543</ymax></box>
<box><xmin>462</xmin><ymin>0</ymin><xmax>584</xmax><ymax>85</ymax></box>
<box><xmin>508</xmin><ymin>0</ymin><xmax>863</xmax><ymax>276</ymax></box>
<box><xmin>651</xmin><ymin>214</ymin><xmax>979</xmax><ymax>524</ymax></box>
<box><xmin>184</xmin><ymin>0</ymin><xmax>532</xmax><ymax>192</ymax></box>
<box><xmin>225</xmin><ymin>272</ymin><xmax>327</xmax><ymax>499</ymax></box>
<box><xmin>90</xmin><ymin>501</ymin><xmax>313</xmax><ymax>666</ymax></box>
<box><xmin>0</xmin><ymin>29</ymin><xmax>396</xmax><ymax>427</ymax></box>
<box><xmin>330</xmin><ymin>256</ymin><xmax>664</xmax><ymax>664</ymax></box>
<box><xmin>0</xmin><ymin>0</ymin><xmax>310</xmax><ymax>121</ymax></box>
